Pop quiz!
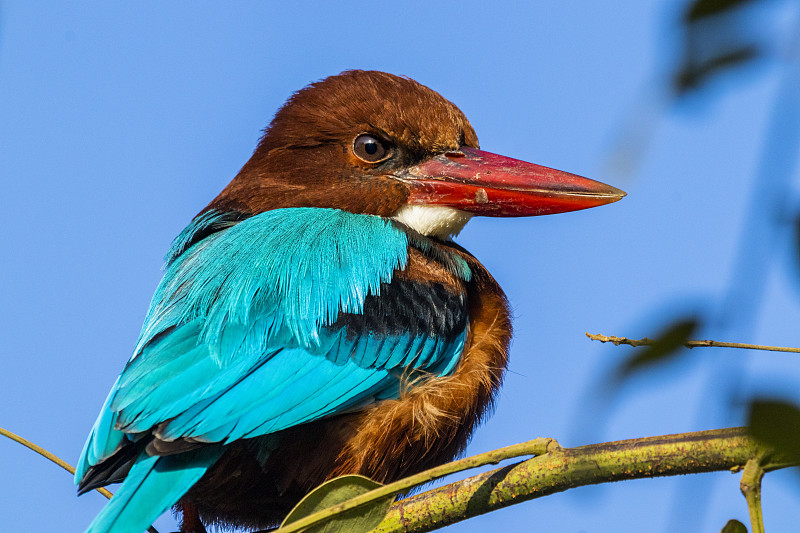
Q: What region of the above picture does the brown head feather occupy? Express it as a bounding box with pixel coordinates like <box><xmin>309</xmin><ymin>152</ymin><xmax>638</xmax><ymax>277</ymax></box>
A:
<box><xmin>206</xmin><ymin>70</ymin><xmax>478</xmax><ymax>216</ymax></box>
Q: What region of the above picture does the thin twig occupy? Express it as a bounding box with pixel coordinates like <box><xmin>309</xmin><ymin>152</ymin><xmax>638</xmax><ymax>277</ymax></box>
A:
<box><xmin>270</xmin><ymin>438</ymin><xmax>555</xmax><ymax>533</ymax></box>
<box><xmin>0</xmin><ymin>426</ymin><xmax>160</xmax><ymax>533</ymax></box>
<box><xmin>740</xmin><ymin>458</ymin><xmax>766</xmax><ymax>533</ymax></box>
<box><xmin>586</xmin><ymin>332</ymin><xmax>800</xmax><ymax>353</ymax></box>
<box><xmin>0</xmin><ymin>426</ymin><xmax>112</xmax><ymax>499</ymax></box>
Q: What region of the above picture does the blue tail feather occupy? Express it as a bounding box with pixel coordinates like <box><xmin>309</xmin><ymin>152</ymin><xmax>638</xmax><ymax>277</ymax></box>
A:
<box><xmin>85</xmin><ymin>446</ymin><xmax>224</xmax><ymax>533</ymax></box>
<box><xmin>76</xmin><ymin>381</ymin><xmax>126</xmax><ymax>484</ymax></box>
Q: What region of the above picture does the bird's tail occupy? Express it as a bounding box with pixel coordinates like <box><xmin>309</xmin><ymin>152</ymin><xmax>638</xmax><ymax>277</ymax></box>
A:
<box><xmin>86</xmin><ymin>446</ymin><xmax>224</xmax><ymax>533</ymax></box>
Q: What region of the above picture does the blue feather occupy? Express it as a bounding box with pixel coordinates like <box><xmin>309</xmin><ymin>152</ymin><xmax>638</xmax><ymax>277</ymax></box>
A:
<box><xmin>77</xmin><ymin>207</ymin><xmax>472</xmax><ymax>531</ymax></box>
<box><xmin>75</xmin><ymin>380</ymin><xmax>126</xmax><ymax>484</ymax></box>
<box><xmin>136</xmin><ymin>208</ymin><xmax>409</xmax><ymax>358</ymax></box>
<box><xmin>85</xmin><ymin>447</ymin><xmax>223</xmax><ymax>533</ymax></box>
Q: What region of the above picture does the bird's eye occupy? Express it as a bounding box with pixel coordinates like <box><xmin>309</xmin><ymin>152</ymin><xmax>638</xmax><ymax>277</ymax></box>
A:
<box><xmin>353</xmin><ymin>134</ymin><xmax>390</xmax><ymax>163</ymax></box>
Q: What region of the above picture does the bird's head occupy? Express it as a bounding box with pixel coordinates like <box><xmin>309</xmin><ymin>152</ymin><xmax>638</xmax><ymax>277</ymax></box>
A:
<box><xmin>208</xmin><ymin>70</ymin><xmax>625</xmax><ymax>239</ymax></box>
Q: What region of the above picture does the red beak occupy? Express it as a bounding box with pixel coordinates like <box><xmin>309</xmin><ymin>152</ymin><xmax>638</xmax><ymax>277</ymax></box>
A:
<box><xmin>400</xmin><ymin>147</ymin><xmax>625</xmax><ymax>217</ymax></box>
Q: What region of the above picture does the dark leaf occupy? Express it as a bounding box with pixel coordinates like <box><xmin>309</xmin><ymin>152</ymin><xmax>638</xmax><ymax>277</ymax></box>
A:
<box><xmin>675</xmin><ymin>45</ymin><xmax>761</xmax><ymax>93</ymax></box>
<box><xmin>747</xmin><ymin>400</ymin><xmax>800</xmax><ymax>462</ymax></box>
<box><xmin>720</xmin><ymin>518</ymin><xmax>748</xmax><ymax>533</ymax></box>
<box><xmin>617</xmin><ymin>317</ymin><xmax>700</xmax><ymax>378</ymax></box>
<box><xmin>280</xmin><ymin>474</ymin><xmax>393</xmax><ymax>533</ymax></box>
<box><xmin>684</xmin><ymin>0</ymin><xmax>759</xmax><ymax>22</ymax></box>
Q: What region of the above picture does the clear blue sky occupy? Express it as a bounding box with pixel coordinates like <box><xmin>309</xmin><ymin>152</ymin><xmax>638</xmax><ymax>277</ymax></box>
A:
<box><xmin>2</xmin><ymin>2</ymin><xmax>799</xmax><ymax>532</ymax></box>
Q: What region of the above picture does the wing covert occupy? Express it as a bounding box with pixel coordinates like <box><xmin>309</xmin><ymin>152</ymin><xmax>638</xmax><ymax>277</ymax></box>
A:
<box><xmin>77</xmin><ymin>208</ymin><xmax>471</xmax><ymax>482</ymax></box>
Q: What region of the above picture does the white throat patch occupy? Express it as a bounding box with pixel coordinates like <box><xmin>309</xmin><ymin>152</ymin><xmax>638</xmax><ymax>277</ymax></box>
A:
<box><xmin>391</xmin><ymin>205</ymin><xmax>473</xmax><ymax>240</ymax></box>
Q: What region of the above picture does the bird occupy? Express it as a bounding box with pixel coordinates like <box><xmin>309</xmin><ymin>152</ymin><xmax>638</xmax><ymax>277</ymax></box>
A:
<box><xmin>75</xmin><ymin>70</ymin><xmax>625</xmax><ymax>533</ymax></box>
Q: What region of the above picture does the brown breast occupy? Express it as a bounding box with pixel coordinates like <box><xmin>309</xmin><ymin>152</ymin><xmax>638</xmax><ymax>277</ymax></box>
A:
<box><xmin>330</xmin><ymin>244</ymin><xmax>511</xmax><ymax>481</ymax></box>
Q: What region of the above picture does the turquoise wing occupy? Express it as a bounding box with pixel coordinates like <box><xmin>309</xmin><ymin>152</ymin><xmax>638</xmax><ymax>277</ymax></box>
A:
<box><xmin>76</xmin><ymin>208</ymin><xmax>471</xmax><ymax>491</ymax></box>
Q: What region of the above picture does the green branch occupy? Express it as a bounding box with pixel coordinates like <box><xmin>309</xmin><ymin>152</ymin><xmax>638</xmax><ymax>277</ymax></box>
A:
<box><xmin>4</xmin><ymin>422</ymin><xmax>790</xmax><ymax>533</ymax></box>
<box><xmin>272</xmin><ymin>438</ymin><xmax>554</xmax><ymax>533</ymax></box>
<box><xmin>372</xmin><ymin>427</ymin><xmax>794</xmax><ymax>533</ymax></box>
<box><xmin>740</xmin><ymin>457</ymin><xmax>766</xmax><ymax>533</ymax></box>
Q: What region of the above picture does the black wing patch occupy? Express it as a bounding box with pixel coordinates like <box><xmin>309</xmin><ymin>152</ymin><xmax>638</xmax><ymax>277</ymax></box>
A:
<box><xmin>331</xmin><ymin>278</ymin><xmax>468</xmax><ymax>342</ymax></box>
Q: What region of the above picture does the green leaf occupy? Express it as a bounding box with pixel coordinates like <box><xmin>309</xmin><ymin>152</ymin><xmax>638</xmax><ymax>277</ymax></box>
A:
<box><xmin>747</xmin><ymin>400</ymin><xmax>800</xmax><ymax>462</ymax></box>
<box><xmin>720</xmin><ymin>518</ymin><xmax>748</xmax><ymax>533</ymax></box>
<box><xmin>683</xmin><ymin>0</ymin><xmax>759</xmax><ymax>22</ymax></box>
<box><xmin>617</xmin><ymin>317</ymin><xmax>700</xmax><ymax>378</ymax></box>
<box><xmin>675</xmin><ymin>46</ymin><xmax>761</xmax><ymax>93</ymax></box>
<box><xmin>280</xmin><ymin>474</ymin><xmax>393</xmax><ymax>533</ymax></box>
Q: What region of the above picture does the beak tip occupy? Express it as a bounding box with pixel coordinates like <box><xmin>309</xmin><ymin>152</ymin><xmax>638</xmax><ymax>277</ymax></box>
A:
<box><xmin>601</xmin><ymin>184</ymin><xmax>627</xmax><ymax>204</ymax></box>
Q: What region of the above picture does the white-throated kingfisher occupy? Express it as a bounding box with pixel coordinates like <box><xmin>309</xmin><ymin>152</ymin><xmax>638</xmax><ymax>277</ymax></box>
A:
<box><xmin>76</xmin><ymin>70</ymin><xmax>625</xmax><ymax>533</ymax></box>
